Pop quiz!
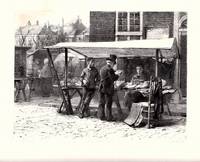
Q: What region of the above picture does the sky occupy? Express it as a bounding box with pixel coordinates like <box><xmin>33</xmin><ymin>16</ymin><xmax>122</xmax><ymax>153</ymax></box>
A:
<box><xmin>14</xmin><ymin>0</ymin><xmax>92</xmax><ymax>28</ymax></box>
<box><xmin>14</xmin><ymin>0</ymin><xmax>192</xmax><ymax>29</ymax></box>
<box><xmin>14</xmin><ymin>0</ymin><xmax>136</xmax><ymax>28</ymax></box>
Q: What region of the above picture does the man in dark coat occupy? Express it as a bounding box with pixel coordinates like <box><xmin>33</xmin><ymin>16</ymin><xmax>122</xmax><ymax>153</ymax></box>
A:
<box><xmin>98</xmin><ymin>56</ymin><xmax>121</xmax><ymax>121</ymax></box>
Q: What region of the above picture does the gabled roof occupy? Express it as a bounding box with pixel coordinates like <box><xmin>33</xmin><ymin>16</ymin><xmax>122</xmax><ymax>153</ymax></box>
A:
<box><xmin>77</xmin><ymin>28</ymin><xmax>89</xmax><ymax>36</ymax></box>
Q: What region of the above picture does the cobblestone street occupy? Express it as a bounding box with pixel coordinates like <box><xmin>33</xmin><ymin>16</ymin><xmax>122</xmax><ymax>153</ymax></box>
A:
<box><xmin>13</xmin><ymin>97</ymin><xmax>186</xmax><ymax>142</ymax></box>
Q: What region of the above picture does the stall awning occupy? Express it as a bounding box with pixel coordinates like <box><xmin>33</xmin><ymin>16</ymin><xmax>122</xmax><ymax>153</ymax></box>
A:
<box><xmin>45</xmin><ymin>38</ymin><xmax>179</xmax><ymax>59</ymax></box>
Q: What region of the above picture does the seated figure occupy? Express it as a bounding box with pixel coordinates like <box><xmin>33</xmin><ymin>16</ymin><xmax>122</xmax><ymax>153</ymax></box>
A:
<box><xmin>124</xmin><ymin>66</ymin><xmax>149</xmax><ymax>111</ymax></box>
<box><xmin>131</xmin><ymin>66</ymin><xmax>146</xmax><ymax>85</ymax></box>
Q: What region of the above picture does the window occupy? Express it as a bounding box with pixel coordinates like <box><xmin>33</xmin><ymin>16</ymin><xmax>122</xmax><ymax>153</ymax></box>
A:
<box><xmin>130</xmin><ymin>12</ymin><xmax>140</xmax><ymax>31</ymax></box>
<box><xmin>130</xmin><ymin>35</ymin><xmax>140</xmax><ymax>40</ymax></box>
<box><xmin>180</xmin><ymin>20</ymin><xmax>187</xmax><ymax>29</ymax></box>
<box><xmin>118</xmin><ymin>12</ymin><xmax>127</xmax><ymax>31</ymax></box>
<box><xmin>117</xmin><ymin>12</ymin><xmax>141</xmax><ymax>32</ymax></box>
<box><xmin>118</xmin><ymin>35</ymin><xmax>128</xmax><ymax>41</ymax></box>
<box><xmin>116</xmin><ymin>12</ymin><xmax>142</xmax><ymax>41</ymax></box>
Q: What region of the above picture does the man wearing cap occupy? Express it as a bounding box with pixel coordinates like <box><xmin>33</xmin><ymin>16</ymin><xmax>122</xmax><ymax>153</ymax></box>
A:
<box><xmin>78</xmin><ymin>57</ymin><xmax>100</xmax><ymax>118</ymax></box>
<box><xmin>98</xmin><ymin>55</ymin><xmax>122</xmax><ymax>121</ymax></box>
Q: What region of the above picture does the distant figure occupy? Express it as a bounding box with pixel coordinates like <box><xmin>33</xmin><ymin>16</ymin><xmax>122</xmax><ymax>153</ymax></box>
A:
<box><xmin>39</xmin><ymin>58</ymin><xmax>52</xmax><ymax>97</ymax></box>
<box><xmin>78</xmin><ymin>57</ymin><xmax>100</xmax><ymax>118</ymax></box>
<box><xmin>18</xmin><ymin>66</ymin><xmax>25</xmax><ymax>77</ymax></box>
<box><xmin>15</xmin><ymin>66</ymin><xmax>27</xmax><ymax>102</ymax></box>
<box><xmin>32</xmin><ymin>59</ymin><xmax>41</xmax><ymax>77</ymax></box>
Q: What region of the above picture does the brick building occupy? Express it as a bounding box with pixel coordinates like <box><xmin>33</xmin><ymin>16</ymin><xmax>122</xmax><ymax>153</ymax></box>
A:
<box><xmin>90</xmin><ymin>11</ymin><xmax>187</xmax><ymax>97</ymax></box>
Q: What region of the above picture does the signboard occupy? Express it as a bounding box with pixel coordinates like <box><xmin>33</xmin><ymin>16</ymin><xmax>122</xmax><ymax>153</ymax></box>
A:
<box><xmin>146</xmin><ymin>27</ymin><xmax>169</xmax><ymax>39</ymax></box>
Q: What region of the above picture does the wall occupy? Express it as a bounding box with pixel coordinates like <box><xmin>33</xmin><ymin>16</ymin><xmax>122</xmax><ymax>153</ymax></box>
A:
<box><xmin>90</xmin><ymin>11</ymin><xmax>116</xmax><ymax>42</ymax></box>
<box><xmin>15</xmin><ymin>46</ymin><xmax>31</xmax><ymax>78</ymax></box>
<box><xmin>178</xmin><ymin>12</ymin><xmax>187</xmax><ymax>97</ymax></box>
<box><xmin>143</xmin><ymin>12</ymin><xmax>174</xmax><ymax>38</ymax></box>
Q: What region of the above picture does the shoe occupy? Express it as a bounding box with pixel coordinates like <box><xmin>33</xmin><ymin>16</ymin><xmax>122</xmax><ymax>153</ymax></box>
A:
<box><xmin>84</xmin><ymin>110</ymin><xmax>90</xmax><ymax>117</ymax></box>
<box><xmin>78</xmin><ymin>113</ymin><xmax>84</xmax><ymax>119</ymax></box>
<box><xmin>118</xmin><ymin>115</ymin><xmax>124</xmax><ymax>121</ymax></box>
<box><xmin>107</xmin><ymin>117</ymin><xmax>116</xmax><ymax>122</ymax></box>
<box><xmin>99</xmin><ymin>116</ymin><xmax>106</xmax><ymax>121</ymax></box>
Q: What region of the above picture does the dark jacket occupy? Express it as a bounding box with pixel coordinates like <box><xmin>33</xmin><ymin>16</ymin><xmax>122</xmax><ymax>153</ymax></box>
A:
<box><xmin>80</xmin><ymin>66</ymin><xmax>100</xmax><ymax>89</ymax></box>
<box><xmin>99</xmin><ymin>64</ymin><xmax>119</xmax><ymax>94</ymax></box>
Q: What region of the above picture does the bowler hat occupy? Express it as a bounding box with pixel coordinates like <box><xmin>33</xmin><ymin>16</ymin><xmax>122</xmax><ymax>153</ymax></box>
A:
<box><xmin>106</xmin><ymin>54</ymin><xmax>117</xmax><ymax>64</ymax></box>
<box><xmin>110</xmin><ymin>54</ymin><xmax>117</xmax><ymax>61</ymax></box>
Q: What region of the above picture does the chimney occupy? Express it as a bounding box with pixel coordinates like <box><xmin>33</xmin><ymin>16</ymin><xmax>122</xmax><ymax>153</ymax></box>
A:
<box><xmin>47</xmin><ymin>21</ymin><xmax>50</xmax><ymax>28</ymax></box>
<box><xmin>62</xmin><ymin>17</ymin><xmax>64</xmax><ymax>27</ymax></box>
<box><xmin>27</xmin><ymin>20</ymin><xmax>31</xmax><ymax>26</ymax></box>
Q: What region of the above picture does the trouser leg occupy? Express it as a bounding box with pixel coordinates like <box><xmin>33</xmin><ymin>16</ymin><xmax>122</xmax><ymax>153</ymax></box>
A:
<box><xmin>98</xmin><ymin>92</ymin><xmax>106</xmax><ymax>120</ymax></box>
<box><xmin>105</xmin><ymin>93</ymin><xmax>113</xmax><ymax>121</ymax></box>
<box><xmin>22</xmin><ymin>79</ymin><xmax>27</xmax><ymax>101</ymax></box>
<box><xmin>113</xmin><ymin>91</ymin><xmax>123</xmax><ymax>114</ymax></box>
<box><xmin>15</xmin><ymin>89</ymin><xmax>20</xmax><ymax>102</ymax></box>
<box><xmin>27</xmin><ymin>78</ymin><xmax>33</xmax><ymax>101</ymax></box>
<box><xmin>83</xmin><ymin>89</ymin><xmax>95</xmax><ymax>116</ymax></box>
<box><xmin>131</xmin><ymin>91</ymin><xmax>147</xmax><ymax>103</ymax></box>
<box><xmin>124</xmin><ymin>91</ymin><xmax>132</xmax><ymax>111</ymax></box>
<box><xmin>22</xmin><ymin>89</ymin><xmax>27</xmax><ymax>101</ymax></box>
<box><xmin>41</xmin><ymin>78</ymin><xmax>51</xmax><ymax>97</ymax></box>
<box><xmin>15</xmin><ymin>81</ymin><xmax>23</xmax><ymax>102</ymax></box>
<box><xmin>79</xmin><ymin>87</ymin><xmax>88</xmax><ymax>115</ymax></box>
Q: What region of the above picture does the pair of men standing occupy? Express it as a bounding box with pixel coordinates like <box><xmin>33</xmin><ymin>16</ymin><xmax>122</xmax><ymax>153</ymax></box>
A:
<box><xmin>78</xmin><ymin>55</ymin><xmax>122</xmax><ymax>121</ymax></box>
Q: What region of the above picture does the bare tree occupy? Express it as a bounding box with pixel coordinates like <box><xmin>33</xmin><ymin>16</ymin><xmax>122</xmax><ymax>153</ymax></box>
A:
<box><xmin>17</xmin><ymin>27</ymin><xmax>30</xmax><ymax>46</ymax></box>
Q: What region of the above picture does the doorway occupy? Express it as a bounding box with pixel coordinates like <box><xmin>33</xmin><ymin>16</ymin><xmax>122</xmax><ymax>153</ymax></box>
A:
<box><xmin>179</xmin><ymin>17</ymin><xmax>187</xmax><ymax>97</ymax></box>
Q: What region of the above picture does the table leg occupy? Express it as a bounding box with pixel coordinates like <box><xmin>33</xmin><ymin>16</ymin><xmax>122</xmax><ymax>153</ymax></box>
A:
<box><xmin>58</xmin><ymin>100</ymin><xmax>64</xmax><ymax>113</ymax></box>
<box><xmin>166</xmin><ymin>103</ymin><xmax>172</xmax><ymax>116</ymax></box>
<box><xmin>27</xmin><ymin>78</ymin><xmax>34</xmax><ymax>101</ymax></box>
<box><xmin>15</xmin><ymin>89</ymin><xmax>20</xmax><ymax>102</ymax></box>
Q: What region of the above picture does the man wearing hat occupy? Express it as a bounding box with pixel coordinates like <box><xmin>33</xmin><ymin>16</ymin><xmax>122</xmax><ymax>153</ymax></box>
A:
<box><xmin>98</xmin><ymin>55</ymin><xmax>122</xmax><ymax>121</ymax></box>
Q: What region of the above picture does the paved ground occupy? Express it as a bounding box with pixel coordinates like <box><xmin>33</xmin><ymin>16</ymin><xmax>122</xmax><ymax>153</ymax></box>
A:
<box><xmin>13</xmin><ymin>96</ymin><xmax>186</xmax><ymax>142</ymax></box>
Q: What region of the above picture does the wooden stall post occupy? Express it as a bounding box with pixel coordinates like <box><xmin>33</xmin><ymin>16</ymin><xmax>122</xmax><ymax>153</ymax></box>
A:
<box><xmin>84</xmin><ymin>56</ymin><xmax>87</xmax><ymax>67</ymax></box>
<box><xmin>155</xmin><ymin>49</ymin><xmax>159</xmax><ymax>77</ymax></box>
<box><xmin>46</xmin><ymin>48</ymin><xmax>70</xmax><ymax>114</ymax></box>
<box><xmin>64</xmin><ymin>48</ymin><xmax>73</xmax><ymax>114</ymax></box>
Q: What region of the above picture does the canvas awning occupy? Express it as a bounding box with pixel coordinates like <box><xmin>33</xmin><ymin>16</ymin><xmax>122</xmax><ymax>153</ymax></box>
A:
<box><xmin>45</xmin><ymin>38</ymin><xmax>179</xmax><ymax>59</ymax></box>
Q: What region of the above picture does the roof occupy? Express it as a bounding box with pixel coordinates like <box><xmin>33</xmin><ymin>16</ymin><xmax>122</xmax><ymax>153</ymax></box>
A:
<box><xmin>45</xmin><ymin>38</ymin><xmax>179</xmax><ymax>58</ymax></box>
<box><xmin>16</xmin><ymin>25</ymin><xmax>43</xmax><ymax>35</ymax></box>
<box><xmin>63</xmin><ymin>24</ymin><xmax>74</xmax><ymax>34</ymax></box>
<box><xmin>77</xmin><ymin>28</ymin><xmax>89</xmax><ymax>36</ymax></box>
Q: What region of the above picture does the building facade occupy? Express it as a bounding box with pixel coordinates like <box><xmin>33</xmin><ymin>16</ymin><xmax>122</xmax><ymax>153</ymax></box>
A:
<box><xmin>90</xmin><ymin>11</ymin><xmax>187</xmax><ymax>97</ymax></box>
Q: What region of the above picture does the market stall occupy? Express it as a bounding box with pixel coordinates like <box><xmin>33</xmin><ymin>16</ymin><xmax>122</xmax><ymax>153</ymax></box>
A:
<box><xmin>44</xmin><ymin>38</ymin><xmax>180</xmax><ymax>116</ymax></box>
